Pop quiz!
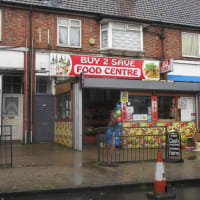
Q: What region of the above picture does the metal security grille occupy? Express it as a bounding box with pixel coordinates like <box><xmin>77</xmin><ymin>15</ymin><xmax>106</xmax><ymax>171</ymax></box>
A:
<box><xmin>97</xmin><ymin>126</ymin><xmax>168</xmax><ymax>165</ymax></box>
<box><xmin>0</xmin><ymin>125</ymin><xmax>13</xmax><ymax>167</ymax></box>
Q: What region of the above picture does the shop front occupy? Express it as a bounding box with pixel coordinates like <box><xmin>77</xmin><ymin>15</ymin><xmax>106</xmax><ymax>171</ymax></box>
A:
<box><xmin>36</xmin><ymin>53</ymin><xmax>200</xmax><ymax>151</ymax></box>
<box><xmin>83</xmin><ymin>78</ymin><xmax>199</xmax><ymax>149</ymax></box>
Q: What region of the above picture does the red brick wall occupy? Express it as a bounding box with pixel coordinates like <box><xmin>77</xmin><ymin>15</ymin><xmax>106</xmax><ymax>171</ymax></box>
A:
<box><xmin>1</xmin><ymin>6</ymin><xmax>200</xmax><ymax>59</ymax></box>
<box><xmin>143</xmin><ymin>26</ymin><xmax>163</xmax><ymax>59</ymax></box>
<box><xmin>0</xmin><ymin>7</ymin><xmax>29</xmax><ymax>47</ymax></box>
<box><xmin>31</xmin><ymin>11</ymin><xmax>100</xmax><ymax>53</ymax></box>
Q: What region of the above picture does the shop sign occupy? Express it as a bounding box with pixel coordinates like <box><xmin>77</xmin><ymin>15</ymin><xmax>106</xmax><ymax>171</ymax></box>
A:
<box><xmin>50</xmin><ymin>54</ymin><xmax>160</xmax><ymax>80</ymax></box>
<box><xmin>152</xmin><ymin>96</ymin><xmax>158</xmax><ymax>121</ymax></box>
<box><xmin>160</xmin><ymin>58</ymin><xmax>173</xmax><ymax>73</ymax></box>
<box><xmin>167</xmin><ymin>133</ymin><xmax>180</xmax><ymax>157</ymax></box>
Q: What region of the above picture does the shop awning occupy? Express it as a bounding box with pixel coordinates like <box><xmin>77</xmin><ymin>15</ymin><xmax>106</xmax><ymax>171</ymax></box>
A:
<box><xmin>83</xmin><ymin>78</ymin><xmax>200</xmax><ymax>92</ymax></box>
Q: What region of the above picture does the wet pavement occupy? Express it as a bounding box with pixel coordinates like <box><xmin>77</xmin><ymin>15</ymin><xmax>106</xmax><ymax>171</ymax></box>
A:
<box><xmin>0</xmin><ymin>143</ymin><xmax>200</xmax><ymax>193</ymax></box>
<box><xmin>4</xmin><ymin>184</ymin><xmax>200</xmax><ymax>200</ymax></box>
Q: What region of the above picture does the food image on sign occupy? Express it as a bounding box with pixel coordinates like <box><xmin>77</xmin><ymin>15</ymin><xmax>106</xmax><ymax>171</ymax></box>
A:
<box><xmin>143</xmin><ymin>62</ymin><xmax>159</xmax><ymax>79</ymax></box>
<box><xmin>51</xmin><ymin>54</ymin><xmax>72</xmax><ymax>76</ymax></box>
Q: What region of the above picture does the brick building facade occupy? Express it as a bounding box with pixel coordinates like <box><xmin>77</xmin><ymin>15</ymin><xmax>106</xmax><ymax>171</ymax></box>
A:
<box><xmin>0</xmin><ymin>0</ymin><xmax>200</xmax><ymax>150</ymax></box>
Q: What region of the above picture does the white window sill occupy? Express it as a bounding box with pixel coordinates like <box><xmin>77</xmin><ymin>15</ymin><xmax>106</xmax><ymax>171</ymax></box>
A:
<box><xmin>99</xmin><ymin>48</ymin><xmax>144</xmax><ymax>57</ymax></box>
<box><xmin>56</xmin><ymin>44</ymin><xmax>81</xmax><ymax>49</ymax></box>
<box><xmin>182</xmin><ymin>55</ymin><xmax>200</xmax><ymax>59</ymax></box>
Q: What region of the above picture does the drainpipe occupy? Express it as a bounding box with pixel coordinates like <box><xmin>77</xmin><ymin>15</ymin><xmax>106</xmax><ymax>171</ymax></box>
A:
<box><xmin>28</xmin><ymin>9</ymin><xmax>33</xmax><ymax>144</ymax></box>
<box><xmin>144</xmin><ymin>25</ymin><xmax>165</xmax><ymax>79</ymax></box>
<box><xmin>24</xmin><ymin>37</ymin><xmax>28</xmax><ymax>144</ymax></box>
<box><xmin>160</xmin><ymin>25</ymin><xmax>165</xmax><ymax>60</ymax></box>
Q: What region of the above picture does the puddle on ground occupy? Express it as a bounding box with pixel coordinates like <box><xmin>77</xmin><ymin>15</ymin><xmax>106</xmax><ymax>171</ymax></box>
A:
<box><xmin>184</xmin><ymin>156</ymin><xmax>197</xmax><ymax>160</ymax></box>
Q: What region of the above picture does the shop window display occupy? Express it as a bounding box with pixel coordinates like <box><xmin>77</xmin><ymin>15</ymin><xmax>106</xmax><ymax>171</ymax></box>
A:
<box><xmin>158</xmin><ymin>96</ymin><xmax>176</xmax><ymax>120</ymax></box>
<box><xmin>55</xmin><ymin>90</ymin><xmax>72</xmax><ymax>148</ymax></box>
<box><xmin>129</xmin><ymin>96</ymin><xmax>151</xmax><ymax>121</ymax></box>
<box><xmin>56</xmin><ymin>92</ymin><xmax>71</xmax><ymax>120</ymax></box>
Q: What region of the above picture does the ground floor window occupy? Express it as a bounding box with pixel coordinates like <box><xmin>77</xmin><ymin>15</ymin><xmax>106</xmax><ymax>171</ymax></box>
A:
<box><xmin>3</xmin><ymin>75</ymin><xmax>23</xmax><ymax>94</ymax></box>
<box><xmin>158</xmin><ymin>96</ymin><xmax>176</xmax><ymax>120</ymax></box>
<box><xmin>179</xmin><ymin>97</ymin><xmax>196</xmax><ymax>121</ymax></box>
<box><xmin>128</xmin><ymin>92</ymin><xmax>195</xmax><ymax>122</ymax></box>
<box><xmin>56</xmin><ymin>91</ymin><xmax>71</xmax><ymax>120</ymax></box>
<box><xmin>82</xmin><ymin>89</ymin><xmax>196</xmax><ymax>145</ymax></box>
<box><xmin>36</xmin><ymin>77</ymin><xmax>52</xmax><ymax>94</ymax></box>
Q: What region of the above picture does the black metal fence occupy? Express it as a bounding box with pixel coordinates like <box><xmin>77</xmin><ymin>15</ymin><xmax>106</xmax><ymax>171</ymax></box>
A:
<box><xmin>97</xmin><ymin>126</ymin><xmax>181</xmax><ymax>165</ymax></box>
<box><xmin>0</xmin><ymin>125</ymin><xmax>13</xmax><ymax>167</ymax></box>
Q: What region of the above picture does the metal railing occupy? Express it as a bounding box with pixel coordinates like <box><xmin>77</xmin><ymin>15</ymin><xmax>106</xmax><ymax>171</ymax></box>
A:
<box><xmin>97</xmin><ymin>126</ymin><xmax>168</xmax><ymax>165</ymax></box>
<box><xmin>0</xmin><ymin>125</ymin><xmax>13</xmax><ymax>167</ymax></box>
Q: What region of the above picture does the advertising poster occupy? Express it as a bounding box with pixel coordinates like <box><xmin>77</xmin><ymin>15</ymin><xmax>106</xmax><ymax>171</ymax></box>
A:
<box><xmin>121</xmin><ymin>91</ymin><xmax>128</xmax><ymax>103</ymax></box>
<box><xmin>121</xmin><ymin>102</ymin><xmax>127</xmax><ymax>122</ymax></box>
<box><xmin>152</xmin><ymin>96</ymin><xmax>158</xmax><ymax>121</ymax></box>
<box><xmin>178</xmin><ymin>98</ymin><xmax>187</xmax><ymax>110</ymax></box>
<box><xmin>127</xmin><ymin>105</ymin><xmax>134</xmax><ymax>121</ymax></box>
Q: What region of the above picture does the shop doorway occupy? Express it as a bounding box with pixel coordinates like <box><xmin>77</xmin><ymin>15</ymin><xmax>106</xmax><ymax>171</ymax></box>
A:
<box><xmin>83</xmin><ymin>89</ymin><xmax>120</xmax><ymax>146</ymax></box>
<box><xmin>2</xmin><ymin>94</ymin><xmax>23</xmax><ymax>141</ymax></box>
<box><xmin>34</xmin><ymin>95</ymin><xmax>55</xmax><ymax>143</ymax></box>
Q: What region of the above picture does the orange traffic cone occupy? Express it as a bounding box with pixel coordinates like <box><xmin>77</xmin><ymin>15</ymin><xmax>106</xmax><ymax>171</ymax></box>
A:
<box><xmin>154</xmin><ymin>151</ymin><xmax>166</xmax><ymax>193</ymax></box>
<box><xmin>147</xmin><ymin>151</ymin><xmax>176</xmax><ymax>199</ymax></box>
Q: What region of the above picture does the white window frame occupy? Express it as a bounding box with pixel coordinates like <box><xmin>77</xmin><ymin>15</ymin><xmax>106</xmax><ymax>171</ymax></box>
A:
<box><xmin>100</xmin><ymin>21</ymin><xmax>143</xmax><ymax>51</ymax></box>
<box><xmin>182</xmin><ymin>32</ymin><xmax>200</xmax><ymax>58</ymax></box>
<box><xmin>57</xmin><ymin>17</ymin><xmax>81</xmax><ymax>48</ymax></box>
<box><xmin>0</xmin><ymin>10</ymin><xmax>2</xmax><ymax>41</ymax></box>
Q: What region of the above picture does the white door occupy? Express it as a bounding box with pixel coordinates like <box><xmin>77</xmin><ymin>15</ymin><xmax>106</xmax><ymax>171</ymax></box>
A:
<box><xmin>3</xmin><ymin>94</ymin><xmax>23</xmax><ymax>141</ymax></box>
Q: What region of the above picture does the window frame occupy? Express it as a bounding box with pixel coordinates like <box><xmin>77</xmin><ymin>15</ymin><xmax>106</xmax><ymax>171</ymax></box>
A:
<box><xmin>100</xmin><ymin>21</ymin><xmax>143</xmax><ymax>51</ymax></box>
<box><xmin>128</xmin><ymin>91</ymin><xmax>196</xmax><ymax>122</ymax></box>
<box><xmin>57</xmin><ymin>17</ymin><xmax>81</xmax><ymax>48</ymax></box>
<box><xmin>182</xmin><ymin>32</ymin><xmax>200</xmax><ymax>58</ymax></box>
<box><xmin>55</xmin><ymin>91</ymin><xmax>72</xmax><ymax>121</ymax></box>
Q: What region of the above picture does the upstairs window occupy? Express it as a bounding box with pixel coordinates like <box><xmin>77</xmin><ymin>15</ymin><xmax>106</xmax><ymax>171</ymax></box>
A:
<box><xmin>57</xmin><ymin>17</ymin><xmax>81</xmax><ymax>48</ymax></box>
<box><xmin>182</xmin><ymin>32</ymin><xmax>200</xmax><ymax>57</ymax></box>
<box><xmin>0</xmin><ymin>10</ymin><xmax>2</xmax><ymax>40</ymax></box>
<box><xmin>100</xmin><ymin>22</ymin><xmax>143</xmax><ymax>51</ymax></box>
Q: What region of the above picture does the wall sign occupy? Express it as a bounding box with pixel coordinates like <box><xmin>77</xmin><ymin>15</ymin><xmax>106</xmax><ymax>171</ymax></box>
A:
<box><xmin>160</xmin><ymin>58</ymin><xmax>173</xmax><ymax>73</ymax></box>
<box><xmin>50</xmin><ymin>54</ymin><xmax>160</xmax><ymax>80</ymax></box>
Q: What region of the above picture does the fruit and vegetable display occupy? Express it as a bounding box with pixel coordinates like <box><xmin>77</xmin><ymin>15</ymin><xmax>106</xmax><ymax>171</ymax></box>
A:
<box><xmin>122</xmin><ymin>121</ymin><xmax>196</xmax><ymax>147</ymax></box>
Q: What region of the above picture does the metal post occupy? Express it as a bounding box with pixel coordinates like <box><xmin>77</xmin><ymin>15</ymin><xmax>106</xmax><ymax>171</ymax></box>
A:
<box><xmin>10</xmin><ymin>125</ymin><xmax>12</xmax><ymax>167</ymax></box>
